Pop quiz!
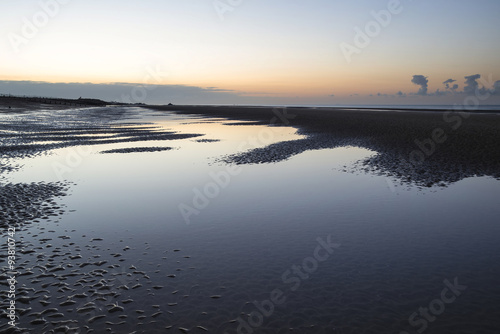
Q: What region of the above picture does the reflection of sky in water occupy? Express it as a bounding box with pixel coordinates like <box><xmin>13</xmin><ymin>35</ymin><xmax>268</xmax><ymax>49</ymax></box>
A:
<box><xmin>9</xmin><ymin>110</ymin><xmax>500</xmax><ymax>332</ymax></box>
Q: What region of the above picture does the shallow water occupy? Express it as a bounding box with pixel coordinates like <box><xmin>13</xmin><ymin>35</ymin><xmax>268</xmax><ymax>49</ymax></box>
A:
<box><xmin>4</xmin><ymin>107</ymin><xmax>500</xmax><ymax>333</ymax></box>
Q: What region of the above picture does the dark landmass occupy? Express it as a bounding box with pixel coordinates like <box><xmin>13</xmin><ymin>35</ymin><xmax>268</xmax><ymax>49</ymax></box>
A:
<box><xmin>0</xmin><ymin>95</ymin><xmax>111</xmax><ymax>113</ymax></box>
<box><xmin>146</xmin><ymin>104</ymin><xmax>500</xmax><ymax>187</ymax></box>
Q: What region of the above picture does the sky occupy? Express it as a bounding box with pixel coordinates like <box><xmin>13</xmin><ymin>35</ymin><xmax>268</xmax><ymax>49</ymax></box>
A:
<box><xmin>1</xmin><ymin>0</ymin><xmax>500</xmax><ymax>105</ymax></box>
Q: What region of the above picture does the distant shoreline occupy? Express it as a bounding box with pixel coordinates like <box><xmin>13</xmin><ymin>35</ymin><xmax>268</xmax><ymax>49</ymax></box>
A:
<box><xmin>146</xmin><ymin>103</ymin><xmax>500</xmax><ymax>114</ymax></box>
<box><xmin>0</xmin><ymin>95</ymin><xmax>110</xmax><ymax>113</ymax></box>
<box><xmin>2</xmin><ymin>94</ymin><xmax>500</xmax><ymax>113</ymax></box>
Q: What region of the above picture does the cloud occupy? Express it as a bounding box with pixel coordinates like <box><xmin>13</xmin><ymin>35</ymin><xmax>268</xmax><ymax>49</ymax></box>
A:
<box><xmin>411</xmin><ymin>75</ymin><xmax>428</xmax><ymax>95</ymax></box>
<box><xmin>365</xmin><ymin>74</ymin><xmax>500</xmax><ymax>103</ymax></box>
<box><xmin>433</xmin><ymin>89</ymin><xmax>448</xmax><ymax>96</ymax></box>
<box><xmin>493</xmin><ymin>81</ymin><xmax>500</xmax><ymax>95</ymax></box>
<box><xmin>205</xmin><ymin>87</ymin><xmax>236</xmax><ymax>92</ymax></box>
<box><xmin>463</xmin><ymin>74</ymin><xmax>481</xmax><ymax>95</ymax></box>
<box><xmin>443</xmin><ymin>79</ymin><xmax>458</xmax><ymax>91</ymax></box>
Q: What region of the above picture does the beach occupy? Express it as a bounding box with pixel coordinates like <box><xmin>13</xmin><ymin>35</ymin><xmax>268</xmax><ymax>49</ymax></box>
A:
<box><xmin>1</xmin><ymin>100</ymin><xmax>500</xmax><ymax>333</ymax></box>
<box><xmin>148</xmin><ymin>104</ymin><xmax>500</xmax><ymax>186</ymax></box>
<box><xmin>3</xmin><ymin>1</ymin><xmax>500</xmax><ymax>332</ymax></box>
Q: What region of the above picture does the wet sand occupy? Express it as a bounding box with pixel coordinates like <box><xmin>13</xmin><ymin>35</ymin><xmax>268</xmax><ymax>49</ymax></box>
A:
<box><xmin>0</xmin><ymin>102</ymin><xmax>209</xmax><ymax>333</ymax></box>
<box><xmin>0</xmin><ymin>105</ymin><xmax>201</xmax><ymax>175</ymax></box>
<box><xmin>147</xmin><ymin>105</ymin><xmax>500</xmax><ymax>187</ymax></box>
<box><xmin>0</xmin><ymin>102</ymin><xmax>202</xmax><ymax>228</ymax></box>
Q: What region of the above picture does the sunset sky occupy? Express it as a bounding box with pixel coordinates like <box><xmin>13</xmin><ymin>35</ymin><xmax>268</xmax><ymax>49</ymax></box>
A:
<box><xmin>1</xmin><ymin>0</ymin><xmax>500</xmax><ymax>105</ymax></box>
